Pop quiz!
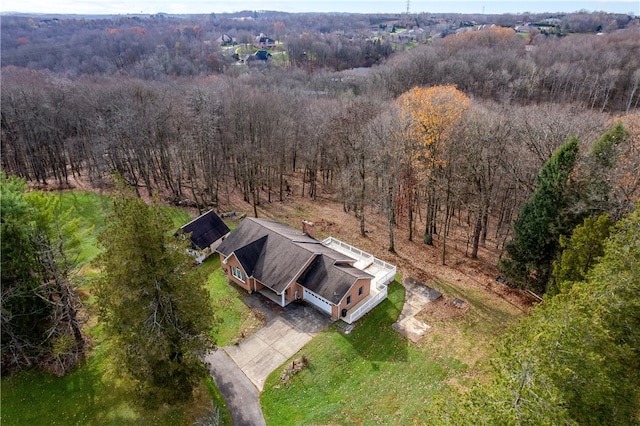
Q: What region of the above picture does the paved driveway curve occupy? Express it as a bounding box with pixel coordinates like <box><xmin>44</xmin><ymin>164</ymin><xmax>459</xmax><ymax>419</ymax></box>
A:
<box><xmin>205</xmin><ymin>349</ymin><xmax>266</xmax><ymax>426</ymax></box>
<box><xmin>206</xmin><ymin>295</ymin><xmax>329</xmax><ymax>425</ymax></box>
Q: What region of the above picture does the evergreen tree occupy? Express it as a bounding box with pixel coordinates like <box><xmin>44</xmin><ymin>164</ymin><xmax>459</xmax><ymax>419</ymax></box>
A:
<box><xmin>550</xmin><ymin>213</ymin><xmax>612</xmax><ymax>294</ymax></box>
<box><xmin>1</xmin><ymin>172</ymin><xmax>85</xmax><ymax>375</ymax></box>
<box><xmin>433</xmin><ymin>203</ymin><xmax>640</xmax><ymax>425</ymax></box>
<box><xmin>499</xmin><ymin>137</ymin><xmax>580</xmax><ymax>294</ymax></box>
<box><xmin>582</xmin><ymin>122</ymin><xmax>628</xmax><ymax>215</ymax></box>
<box><xmin>1</xmin><ymin>174</ymin><xmax>48</xmax><ymax>372</ymax></box>
<box><xmin>95</xmin><ymin>187</ymin><xmax>214</xmax><ymax>405</ymax></box>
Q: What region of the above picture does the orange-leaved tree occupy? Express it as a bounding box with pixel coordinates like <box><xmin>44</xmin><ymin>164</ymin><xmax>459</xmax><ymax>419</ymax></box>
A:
<box><xmin>397</xmin><ymin>85</ymin><xmax>471</xmax><ymax>244</ymax></box>
<box><xmin>442</xmin><ymin>26</ymin><xmax>520</xmax><ymax>51</ymax></box>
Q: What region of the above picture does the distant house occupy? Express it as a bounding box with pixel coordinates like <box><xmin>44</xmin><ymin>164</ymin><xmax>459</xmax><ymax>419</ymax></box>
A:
<box><xmin>254</xmin><ymin>34</ymin><xmax>276</xmax><ymax>49</ymax></box>
<box><xmin>218</xmin><ymin>33</ymin><xmax>235</xmax><ymax>46</ymax></box>
<box><xmin>179</xmin><ymin>210</ymin><xmax>230</xmax><ymax>264</ymax></box>
<box><xmin>253</xmin><ymin>50</ymin><xmax>272</xmax><ymax>61</ymax></box>
<box><xmin>216</xmin><ymin>218</ymin><xmax>396</xmax><ymax>323</ymax></box>
<box><xmin>515</xmin><ymin>23</ymin><xmax>536</xmax><ymax>33</ymax></box>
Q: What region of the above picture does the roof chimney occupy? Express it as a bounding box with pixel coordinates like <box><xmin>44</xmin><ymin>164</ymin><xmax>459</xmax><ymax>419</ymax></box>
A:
<box><xmin>302</xmin><ymin>220</ymin><xmax>315</xmax><ymax>239</ymax></box>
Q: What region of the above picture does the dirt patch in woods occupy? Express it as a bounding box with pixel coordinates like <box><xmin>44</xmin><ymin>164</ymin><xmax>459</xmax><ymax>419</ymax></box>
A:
<box><xmin>416</xmin><ymin>297</ymin><xmax>469</xmax><ymax>322</ymax></box>
<box><xmin>232</xmin><ymin>180</ymin><xmax>537</xmax><ymax>314</ymax></box>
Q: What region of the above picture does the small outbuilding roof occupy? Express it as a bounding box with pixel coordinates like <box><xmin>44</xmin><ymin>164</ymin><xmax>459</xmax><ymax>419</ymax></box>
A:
<box><xmin>180</xmin><ymin>210</ymin><xmax>230</xmax><ymax>250</ymax></box>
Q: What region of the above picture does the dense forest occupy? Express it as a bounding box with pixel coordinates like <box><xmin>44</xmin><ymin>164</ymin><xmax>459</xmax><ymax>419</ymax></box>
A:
<box><xmin>1</xmin><ymin>9</ymin><xmax>640</xmax><ymax>424</ymax></box>
<box><xmin>2</xmin><ymin>13</ymin><xmax>639</xmax><ymax>292</ymax></box>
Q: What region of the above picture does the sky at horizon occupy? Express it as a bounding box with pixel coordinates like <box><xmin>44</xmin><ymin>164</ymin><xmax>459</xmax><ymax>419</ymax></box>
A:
<box><xmin>1</xmin><ymin>0</ymin><xmax>638</xmax><ymax>16</ymax></box>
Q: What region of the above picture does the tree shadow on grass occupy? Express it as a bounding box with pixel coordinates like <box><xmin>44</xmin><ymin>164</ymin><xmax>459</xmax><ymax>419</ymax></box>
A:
<box><xmin>1</xmin><ymin>342</ymin><xmax>203</xmax><ymax>426</ymax></box>
<box><xmin>1</xmin><ymin>354</ymin><xmax>121</xmax><ymax>425</ymax></box>
<box><xmin>337</xmin><ymin>281</ymin><xmax>409</xmax><ymax>364</ymax></box>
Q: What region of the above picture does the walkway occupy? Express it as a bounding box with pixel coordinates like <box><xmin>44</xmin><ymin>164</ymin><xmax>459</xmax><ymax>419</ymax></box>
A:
<box><xmin>392</xmin><ymin>277</ymin><xmax>442</xmax><ymax>343</ymax></box>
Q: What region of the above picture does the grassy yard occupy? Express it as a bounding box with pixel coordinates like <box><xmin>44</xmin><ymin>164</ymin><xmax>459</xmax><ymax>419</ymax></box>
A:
<box><xmin>199</xmin><ymin>254</ymin><xmax>264</xmax><ymax>347</ymax></box>
<box><xmin>3</xmin><ymin>190</ymin><xmax>524</xmax><ymax>425</ymax></box>
<box><xmin>261</xmin><ymin>279</ymin><xmax>522</xmax><ymax>425</ymax></box>
<box><xmin>1</xmin><ymin>190</ymin><xmax>241</xmax><ymax>426</ymax></box>
<box><xmin>55</xmin><ymin>191</ymin><xmax>192</xmax><ymax>265</ymax></box>
<box><xmin>56</xmin><ymin>191</ymin><xmax>111</xmax><ymax>265</ymax></box>
<box><xmin>0</xmin><ymin>324</ymin><xmax>226</xmax><ymax>426</ymax></box>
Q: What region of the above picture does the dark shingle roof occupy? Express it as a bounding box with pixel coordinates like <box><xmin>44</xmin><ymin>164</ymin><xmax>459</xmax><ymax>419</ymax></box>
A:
<box><xmin>254</xmin><ymin>50</ymin><xmax>272</xmax><ymax>60</ymax></box>
<box><xmin>216</xmin><ymin>217</ymin><xmax>373</xmax><ymax>300</ymax></box>
<box><xmin>297</xmin><ymin>256</ymin><xmax>371</xmax><ymax>303</ymax></box>
<box><xmin>180</xmin><ymin>210</ymin><xmax>230</xmax><ymax>250</ymax></box>
<box><xmin>217</xmin><ymin>218</ymin><xmax>317</xmax><ymax>293</ymax></box>
<box><xmin>234</xmin><ymin>235</ymin><xmax>267</xmax><ymax>276</ymax></box>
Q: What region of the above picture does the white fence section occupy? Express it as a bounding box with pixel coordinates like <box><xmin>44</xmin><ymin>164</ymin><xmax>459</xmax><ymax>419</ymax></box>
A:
<box><xmin>324</xmin><ymin>237</ymin><xmax>373</xmax><ymax>261</ymax></box>
<box><xmin>344</xmin><ymin>286</ymin><xmax>388</xmax><ymax>324</ymax></box>
<box><xmin>371</xmin><ymin>258</ymin><xmax>397</xmax><ymax>289</ymax></box>
<box><xmin>322</xmin><ymin>236</ymin><xmax>397</xmax><ymax>323</ymax></box>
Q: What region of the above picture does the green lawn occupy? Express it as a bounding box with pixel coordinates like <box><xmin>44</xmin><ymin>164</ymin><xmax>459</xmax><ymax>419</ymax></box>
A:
<box><xmin>159</xmin><ymin>204</ymin><xmax>193</xmax><ymax>229</ymax></box>
<box><xmin>55</xmin><ymin>191</ymin><xmax>192</xmax><ymax>265</ymax></box>
<box><xmin>199</xmin><ymin>254</ymin><xmax>264</xmax><ymax>347</ymax></box>
<box><xmin>261</xmin><ymin>279</ymin><xmax>521</xmax><ymax>425</ymax></box>
<box><xmin>1</xmin><ymin>190</ymin><xmax>238</xmax><ymax>426</ymax></box>
<box><xmin>0</xmin><ymin>324</ymin><xmax>226</xmax><ymax>425</ymax></box>
<box><xmin>3</xmin><ymin>190</ymin><xmax>523</xmax><ymax>425</ymax></box>
<box><xmin>56</xmin><ymin>191</ymin><xmax>111</xmax><ymax>265</ymax></box>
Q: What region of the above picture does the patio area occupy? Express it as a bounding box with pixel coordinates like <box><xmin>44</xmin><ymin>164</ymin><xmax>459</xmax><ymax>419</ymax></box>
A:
<box><xmin>322</xmin><ymin>236</ymin><xmax>397</xmax><ymax>323</ymax></box>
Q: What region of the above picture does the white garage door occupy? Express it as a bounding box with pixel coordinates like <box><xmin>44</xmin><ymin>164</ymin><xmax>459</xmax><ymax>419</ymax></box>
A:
<box><xmin>303</xmin><ymin>288</ymin><xmax>332</xmax><ymax>314</ymax></box>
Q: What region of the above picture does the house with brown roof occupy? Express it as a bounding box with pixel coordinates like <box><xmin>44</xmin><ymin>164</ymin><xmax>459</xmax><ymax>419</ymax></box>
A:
<box><xmin>216</xmin><ymin>218</ymin><xmax>396</xmax><ymax>323</ymax></box>
<box><xmin>254</xmin><ymin>34</ymin><xmax>276</xmax><ymax>49</ymax></box>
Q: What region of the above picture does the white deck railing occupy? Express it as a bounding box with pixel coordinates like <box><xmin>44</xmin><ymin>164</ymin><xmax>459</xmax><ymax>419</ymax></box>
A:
<box><xmin>323</xmin><ymin>237</ymin><xmax>374</xmax><ymax>262</ymax></box>
<box><xmin>372</xmin><ymin>258</ymin><xmax>397</xmax><ymax>289</ymax></box>
<box><xmin>322</xmin><ymin>236</ymin><xmax>397</xmax><ymax>323</ymax></box>
<box><xmin>345</xmin><ymin>286</ymin><xmax>388</xmax><ymax>323</ymax></box>
<box><xmin>322</xmin><ymin>237</ymin><xmax>396</xmax><ymax>289</ymax></box>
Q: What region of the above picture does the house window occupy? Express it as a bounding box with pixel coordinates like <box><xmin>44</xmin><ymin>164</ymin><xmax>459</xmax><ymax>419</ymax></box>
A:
<box><xmin>358</xmin><ymin>286</ymin><xmax>363</xmax><ymax>296</ymax></box>
<box><xmin>231</xmin><ymin>266</ymin><xmax>245</xmax><ymax>282</ymax></box>
<box><xmin>347</xmin><ymin>295</ymin><xmax>352</xmax><ymax>305</ymax></box>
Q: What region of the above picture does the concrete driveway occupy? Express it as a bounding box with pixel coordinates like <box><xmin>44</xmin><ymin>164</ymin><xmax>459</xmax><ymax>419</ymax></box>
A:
<box><xmin>206</xmin><ymin>295</ymin><xmax>329</xmax><ymax>424</ymax></box>
<box><xmin>224</xmin><ymin>299</ymin><xmax>329</xmax><ymax>391</ymax></box>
